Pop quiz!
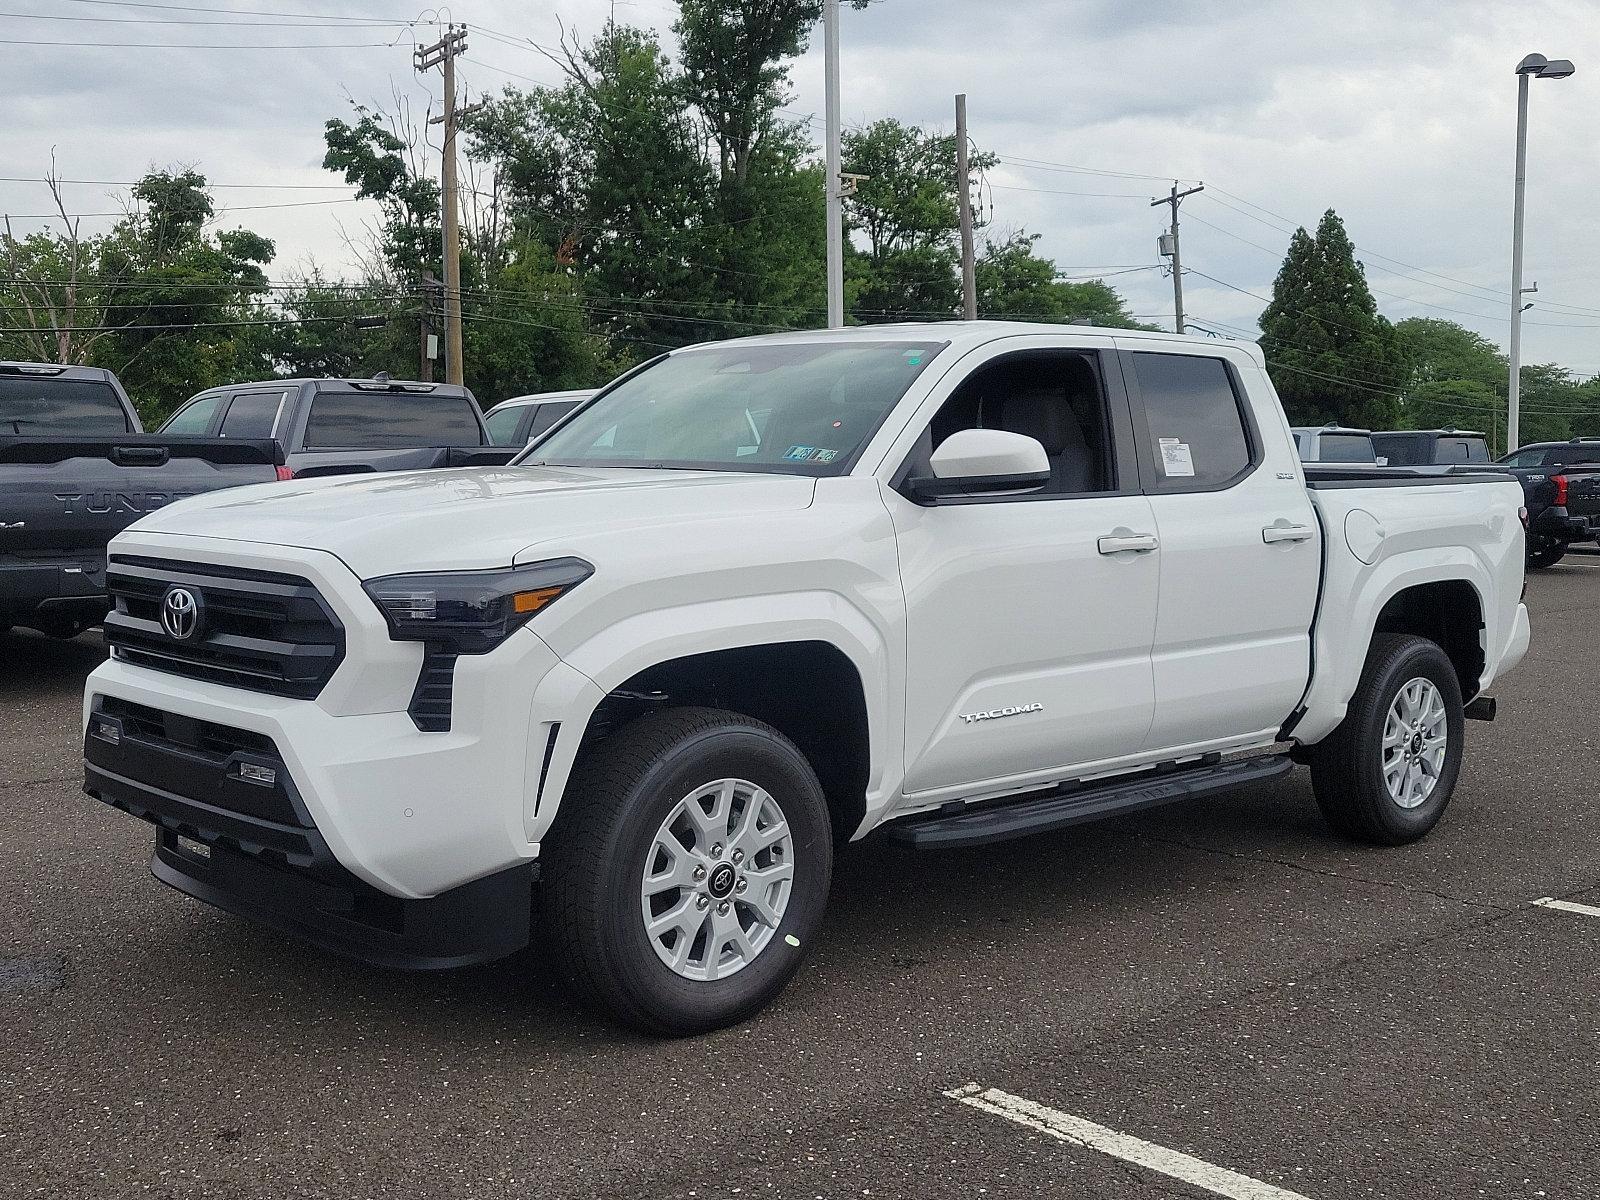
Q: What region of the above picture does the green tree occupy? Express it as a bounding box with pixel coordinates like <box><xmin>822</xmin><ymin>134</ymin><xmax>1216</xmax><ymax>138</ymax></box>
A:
<box><xmin>1258</xmin><ymin>211</ymin><xmax>1409</xmax><ymax>429</ymax></box>
<box><xmin>976</xmin><ymin>232</ymin><xmax>1153</xmax><ymax>328</ymax></box>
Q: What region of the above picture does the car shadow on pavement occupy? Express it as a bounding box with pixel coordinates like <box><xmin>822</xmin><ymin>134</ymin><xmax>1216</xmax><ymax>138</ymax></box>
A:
<box><xmin>0</xmin><ymin>628</ymin><xmax>107</xmax><ymax>692</ymax></box>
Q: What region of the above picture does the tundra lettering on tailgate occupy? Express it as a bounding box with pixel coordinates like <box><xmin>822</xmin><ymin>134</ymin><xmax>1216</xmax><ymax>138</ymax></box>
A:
<box><xmin>54</xmin><ymin>491</ymin><xmax>197</xmax><ymax>515</ymax></box>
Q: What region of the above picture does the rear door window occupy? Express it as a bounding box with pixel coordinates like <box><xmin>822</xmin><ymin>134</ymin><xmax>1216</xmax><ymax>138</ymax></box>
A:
<box><xmin>0</xmin><ymin>378</ymin><xmax>132</xmax><ymax>434</ymax></box>
<box><xmin>1128</xmin><ymin>353</ymin><xmax>1254</xmax><ymax>491</ymax></box>
<box><xmin>218</xmin><ymin>390</ymin><xmax>285</xmax><ymax>439</ymax></box>
<box><xmin>1436</xmin><ymin>437</ymin><xmax>1489</xmax><ymax>464</ymax></box>
<box><xmin>302</xmin><ymin>390</ymin><xmax>484</xmax><ymax>449</ymax></box>
<box><xmin>525</xmin><ymin>401</ymin><xmax>580</xmax><ymax>441</ymax></box>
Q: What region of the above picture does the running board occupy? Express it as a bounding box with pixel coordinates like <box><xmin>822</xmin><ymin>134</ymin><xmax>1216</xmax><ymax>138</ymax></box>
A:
<box><xmin>888</xmin><ymin>754</ymin><xmax>1294</xmax><ymax>849</ymax></box>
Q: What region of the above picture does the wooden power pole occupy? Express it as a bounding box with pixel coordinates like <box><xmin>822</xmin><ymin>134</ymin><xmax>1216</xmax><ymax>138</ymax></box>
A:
<box><xmin>416</xmin><ymin>25</ymin><xmax>468</xmax><ymax>385</ymax></box>
<box><xmin>1152</xmin><ymin>180</ymin><xmax>1203</xmax><ymax>334</ymax></box>
<box><xmin>955</xmin><ymin>94</ymin><xmax>977</xmax><ymax>321</ymax></box>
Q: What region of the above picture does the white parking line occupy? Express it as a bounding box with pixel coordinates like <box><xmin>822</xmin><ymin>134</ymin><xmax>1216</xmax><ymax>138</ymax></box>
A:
<box><xmin>945</xmin><ymin>1083</ymin><xmax>1313</xmax><ymax>1200</ymax></box>
<box><xmin>1531</xmin><ymin>896</ymin><xmax>1600</xmax><ymax>918</ymax></box>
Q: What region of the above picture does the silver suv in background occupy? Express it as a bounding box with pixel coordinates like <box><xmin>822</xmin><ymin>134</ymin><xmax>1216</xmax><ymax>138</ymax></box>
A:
<box><xmin>484</xmin><ymin>389</ymin><xmax>596</xmax><ymax>446</ymax></box>
<box><xmin>1292</xmin><ymin>424</ymin><xmax>1378</xmax><ymax>464</ymax></box>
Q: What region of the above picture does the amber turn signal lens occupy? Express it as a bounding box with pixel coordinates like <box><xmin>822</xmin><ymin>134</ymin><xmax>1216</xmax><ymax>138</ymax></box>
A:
<box><xmin>512</xmin><ymin>586</ymin><xmax>565</xmax><ymax>614</ymax></box>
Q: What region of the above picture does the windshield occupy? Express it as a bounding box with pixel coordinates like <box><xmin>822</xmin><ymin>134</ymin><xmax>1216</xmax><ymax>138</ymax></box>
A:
<box><xmin>0</xmin><ymin>377</ymin><xmax>131</xmax><ymax>435</ymax></box>
<box><xmin>520</xmin><ymin>340</ymin><xmax>947</xmax><ymax>475</ymax></box>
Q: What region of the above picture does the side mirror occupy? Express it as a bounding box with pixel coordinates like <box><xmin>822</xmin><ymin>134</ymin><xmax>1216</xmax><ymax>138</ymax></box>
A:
<box><xmin>906</xmin><ymin>428</ymin><xmax>1051</xmax><ymax>500</ymax></box>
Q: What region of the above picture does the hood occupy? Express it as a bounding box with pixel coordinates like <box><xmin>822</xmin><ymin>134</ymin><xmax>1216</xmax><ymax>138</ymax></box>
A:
<box><xmin>125</xmin><ymin>465</ymin><xmax>817</xmax><ymax>578</ymax></box>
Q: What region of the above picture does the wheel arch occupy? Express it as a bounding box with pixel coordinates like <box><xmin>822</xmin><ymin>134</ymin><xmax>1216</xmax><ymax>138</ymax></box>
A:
<box><xmin>1294</xmin><ymin>551</ymin><xmax>1494</xmax><ymax>745</ymax></box>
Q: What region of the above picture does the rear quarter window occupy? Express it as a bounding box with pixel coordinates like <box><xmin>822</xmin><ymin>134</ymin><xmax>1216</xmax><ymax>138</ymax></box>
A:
<box><xmin>302</xmin><ymin>390</ymin><xmax>484</xmax><ymax>449</ymax></box>
<box><xmin>1436</xmin><ymin>437</ymin><xmax>1489</xmax><ymax>464</ymax></box>
<box><xmin>1318</xmin><ymin>434</ymin><xmax>1377</xmax><ymax>463</ymax></box>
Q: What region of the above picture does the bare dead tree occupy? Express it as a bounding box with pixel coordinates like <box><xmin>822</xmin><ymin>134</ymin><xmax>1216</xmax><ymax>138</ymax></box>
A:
<box><xmin>0</xmin><ymin>155</ymin><xmax>115</xmax><ymax>364</ymax></box>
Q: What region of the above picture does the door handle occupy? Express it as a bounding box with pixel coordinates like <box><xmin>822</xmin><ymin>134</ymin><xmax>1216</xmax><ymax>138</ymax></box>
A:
<box><xmin>1262</xmin><ymin>523</ymin><xmax>1315</xmax><ymax>544</ymax></box>
<box><xmin>1097</xmin><ymin>533</ymin><xmax>1159</xmax><ymax>555</ymax></box>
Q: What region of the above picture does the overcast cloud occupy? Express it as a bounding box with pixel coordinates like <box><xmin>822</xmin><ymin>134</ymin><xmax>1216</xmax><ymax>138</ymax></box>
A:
<box><xmin>7</xmin><ymin>0</ymin><xmax>1598</xmax><ymax>373</ymax></box>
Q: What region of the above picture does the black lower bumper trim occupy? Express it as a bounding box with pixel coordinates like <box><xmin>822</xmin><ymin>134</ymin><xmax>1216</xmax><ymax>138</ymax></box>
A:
<box><xmin>151</xmin><ymin>834</ymin><xmax>532</xmax><ymax>971</ymax></box>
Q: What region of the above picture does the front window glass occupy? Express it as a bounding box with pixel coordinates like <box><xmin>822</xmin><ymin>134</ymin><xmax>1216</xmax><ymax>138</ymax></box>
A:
<box><xmin>160</xmin><ymin>393</ymin><xmax>224</xmax><ymax>435</ymax></box>
<box><xmin>0</xmin><ymin>378</ymin><xmax>131</xmax><ymax>434</ymax></box>
<box><xmin>484</xmin><ymin>405</ymin><xmax>525</xmax><ymax>445</ymax></box>
<box><xmin>522</xmin><ymin>341</ymin><xmax>946</xmax><ymax>475</ymax></box>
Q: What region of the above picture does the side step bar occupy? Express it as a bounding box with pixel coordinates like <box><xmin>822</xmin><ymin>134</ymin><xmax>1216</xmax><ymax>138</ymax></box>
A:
<box><xmin>888</xmin><ymin>754</ymin><xmax>1294</xmax><ymax>849</ymax></box>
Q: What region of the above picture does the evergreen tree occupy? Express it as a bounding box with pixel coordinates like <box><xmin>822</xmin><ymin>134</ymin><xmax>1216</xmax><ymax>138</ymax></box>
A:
<box><xmin>1258</xmin><ymin>210</ymin><xmax>1408</xmax><ymax>429</ymax></box>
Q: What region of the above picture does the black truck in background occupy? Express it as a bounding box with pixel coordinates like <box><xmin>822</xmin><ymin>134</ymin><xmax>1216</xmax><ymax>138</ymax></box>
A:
<box><xmin>2</xmin><ymin>366</ymin><xmax>515</xmax><ymax>638</ymax></box>
<box><xmin>1496</xmin><ymin>439</ymin><xmax>1600</xmax><ymax>569</ymax></box>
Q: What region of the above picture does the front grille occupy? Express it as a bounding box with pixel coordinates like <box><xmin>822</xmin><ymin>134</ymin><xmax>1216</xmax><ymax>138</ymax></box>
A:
<box><xmin>102</xmin><ymin>555</ymin><xmax>345</xmax><ymax>699</ymax></box>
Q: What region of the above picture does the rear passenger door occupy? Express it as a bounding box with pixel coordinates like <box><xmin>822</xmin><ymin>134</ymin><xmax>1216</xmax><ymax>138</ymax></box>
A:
<box><xmin>1117</xmin><ymin>346</ymin><xmax>1322</xmax><ymax>752</ymax></box>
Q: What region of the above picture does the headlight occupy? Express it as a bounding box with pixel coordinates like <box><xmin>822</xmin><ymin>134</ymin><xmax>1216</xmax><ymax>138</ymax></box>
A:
<box><xmin>363</xmin><ymin>558</ymin><xmax>592</xmax><ymax>654</ymax></box>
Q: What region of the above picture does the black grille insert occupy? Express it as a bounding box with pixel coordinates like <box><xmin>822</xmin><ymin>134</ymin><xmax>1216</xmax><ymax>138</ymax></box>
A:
<box><xmin>102</xmin><ymin>555</ymin><xmax>345</xmax><ymax>699</ymax></box>
<box><xmin>409</xmin><ymin>650</ymin><xmax>458</xmax><ymax>732</ymax></box>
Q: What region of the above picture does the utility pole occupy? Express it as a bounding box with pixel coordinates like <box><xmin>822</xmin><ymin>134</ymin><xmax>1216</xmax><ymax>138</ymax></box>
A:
<box><xmin>824</xmin><ymin>0</ymin><xmax>843</xmax><ymax>328</ymax></box>
<box><xmin>416</xmin><ymin>24</ymin><xmax>468</xmax><ymax>385</ymax></box>
<box><xmin>955</xmin><ymin>94</ymin><xmax>977</xmax><ymax>321</ymax></box>
<box><xmin>1152</xmin><ymin>181</ymin><xmax>1203</xmax><ymax>334</ymax></box>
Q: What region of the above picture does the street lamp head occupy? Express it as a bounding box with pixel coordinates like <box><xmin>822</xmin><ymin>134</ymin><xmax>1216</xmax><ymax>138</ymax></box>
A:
<box><xmin>1517</xmin><ymin>52</ymin><xmax>1576</xmax><ymax>78</ymax></box>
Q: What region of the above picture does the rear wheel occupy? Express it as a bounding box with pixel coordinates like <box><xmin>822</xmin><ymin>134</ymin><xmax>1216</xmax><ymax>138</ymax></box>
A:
<box><xmin>1307</xmin><ymin>634</ymin><xmax>1464</xmax><ymax>845</ymax></box>
<box><xmin>540</xmin><ymin>707</ymin><xmax>833</xmax><ymax>1035</ymax></box>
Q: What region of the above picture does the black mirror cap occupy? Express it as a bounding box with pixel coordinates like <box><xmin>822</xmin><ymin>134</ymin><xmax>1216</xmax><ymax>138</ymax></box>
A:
<box><xmin>904</xmin><ymin>469</ymin><xmax>1052</xmax><ymax>502</ymax></box>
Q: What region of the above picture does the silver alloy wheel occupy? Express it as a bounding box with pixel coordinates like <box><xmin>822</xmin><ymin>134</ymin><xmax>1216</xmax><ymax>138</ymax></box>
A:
<box><xmin>1381</xmin><ymin>676</ymin><xmax>1448</xmax><ymax>809</ymax></box>
<box><xmin>640</xmin><ymin>778</ymin><xmax>795</xmax><ymax>982</ymax></box>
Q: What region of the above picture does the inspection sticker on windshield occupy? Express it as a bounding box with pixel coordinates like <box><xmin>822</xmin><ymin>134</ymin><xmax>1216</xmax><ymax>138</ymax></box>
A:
<box><xmin>784</xmin><ymin>445</ymin><xmax>817</xmax><ymax>461</ymax></box>
<box><xmin>1158</xmin><ymin>438</ymin><xmax>1195</xmax><ymax>477</ymax></box>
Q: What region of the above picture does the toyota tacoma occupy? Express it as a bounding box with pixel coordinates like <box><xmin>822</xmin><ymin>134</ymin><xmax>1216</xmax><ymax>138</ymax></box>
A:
<box><xmin>82</xmin><ymin>325</ymin><xmax>1530</xmax><ymax>1033</ymax></box>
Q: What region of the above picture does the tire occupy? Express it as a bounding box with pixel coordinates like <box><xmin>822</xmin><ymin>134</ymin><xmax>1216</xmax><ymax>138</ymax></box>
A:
<box><xmin>1527</xmin><ymin>543</ymin><xmax>1566</xmax><ymax>569</ymax></box>
<box><xmin>540</xmin><ymin>706</ymin><xmax>833</xmax><ymax>1035</ymax></box>
<box><xmin>1307</xmin><ymin>633</ymin><xmax>1465</xmax><ymax>846</ymax></box>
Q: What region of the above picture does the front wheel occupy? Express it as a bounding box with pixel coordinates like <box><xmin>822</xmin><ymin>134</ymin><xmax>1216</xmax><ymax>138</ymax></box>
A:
<box><xmin>540</xmin><ymin>707</ymin><xmax>833</xmax><ymax>1035</ymax></box>
<box><xmin>1307</xmin><ymin>633</ymin><xmax>1465</xmax><ymax>845</ymax></box>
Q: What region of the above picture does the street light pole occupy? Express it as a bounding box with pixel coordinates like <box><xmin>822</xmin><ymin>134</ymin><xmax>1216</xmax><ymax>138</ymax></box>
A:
<box><xmin>824</xmin><ymin>0</ymin><xmax>844</xmax><ymax>329</ymax></box>
<box><xmin>1508</xmin><ymin>52</ymin><xmax>1575</xmax><ymax>451</ymax></box>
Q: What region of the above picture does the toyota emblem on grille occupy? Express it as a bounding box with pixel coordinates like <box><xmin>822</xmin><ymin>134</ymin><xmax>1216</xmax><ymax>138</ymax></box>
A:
<box><xmin>160</xmin><ymin>586</ymin><xmax>203</xmax><ymax>641</ymax></box>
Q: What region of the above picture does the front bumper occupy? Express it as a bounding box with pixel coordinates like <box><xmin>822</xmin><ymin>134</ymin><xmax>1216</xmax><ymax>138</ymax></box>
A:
<box><xmin>84</xmin><ymin>695</ymin><xmax>534</xmax><ymax>969</ymax></box>
<box><xmin>83</xmin><ymin>531</ymin><xmax>604</xmax><ymax>902</ymax></box>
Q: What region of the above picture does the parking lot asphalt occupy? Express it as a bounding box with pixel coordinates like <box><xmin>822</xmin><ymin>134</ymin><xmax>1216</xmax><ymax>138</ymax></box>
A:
<box><xmin>3</xmin><ymin>562</ymin><xmax>1599</xmax><ymax>1200</ymax></box>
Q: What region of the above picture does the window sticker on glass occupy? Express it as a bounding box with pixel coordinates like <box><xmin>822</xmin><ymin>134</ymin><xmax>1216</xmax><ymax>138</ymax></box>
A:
<box><xmin>1158</xmin><ymin>437</ymin><xmax>1195</xmax><ymax>477</ymax></box>
<box><xmin>813</xmin><ymin>448</ymin><xmax>840</xmax><ymax>463</ymax></box>
<box><xmin>784</xmin><ymin>445</ymin><xmax>817</xmax><ymax>461</ymax></box>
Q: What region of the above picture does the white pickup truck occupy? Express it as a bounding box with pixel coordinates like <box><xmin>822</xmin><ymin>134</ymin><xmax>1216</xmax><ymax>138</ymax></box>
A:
<box><xmin>82</xmin><ymin>324</ymin><xmax>1530</xmax><ymax>1033</ymax></box>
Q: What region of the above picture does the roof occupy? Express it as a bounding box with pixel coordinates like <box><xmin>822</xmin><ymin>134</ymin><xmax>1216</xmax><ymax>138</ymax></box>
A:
<box><xmin>1372</xmin><ymin>428</ymin><xmax>1487</xmax><ymax>438</ymax></box>
<box><xmin>1291</xmin><ymin>425</ymin><xmax>1372</xmax><ymax>436</ymax></box>
<box><xmin>490</xmin><ymin>389</ymin><xmax>597</xmax><ymax>410</ymax></box>
<box><xmin>0</xmin><ymin>361</ymin><xmax>117</xmax><ymax>381</ymax></box>
<box><xmin>673</xmin><ymin>320</ymin><xmax>1268</xmax><ymax>365</ymax></box>
<box><xmin>190</xmin><ymin>377</ymin><xmax>474</xmax><ymax>398</ymax></box>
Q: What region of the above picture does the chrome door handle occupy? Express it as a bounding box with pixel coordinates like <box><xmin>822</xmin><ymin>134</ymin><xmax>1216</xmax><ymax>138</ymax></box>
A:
<box><xmin>1262</xmin><ymin>523</ymin><xmax>1315</xmax><ymax>544</ymax></box>
<box><xmin>1097</xmin><ymin>533</ymin><xmax>1159</xmax><ymax>554</ymax></box>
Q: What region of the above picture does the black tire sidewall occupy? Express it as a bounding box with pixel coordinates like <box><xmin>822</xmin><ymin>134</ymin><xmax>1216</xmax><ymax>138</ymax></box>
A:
<box><xmin>597</xmin><ymin>722</ymin><xmax>832</xmax><ymax>1033</ymax></box>
<box><xmin>1352</xmin><ymin>642</ymin><xmax>1465</xmax><ymax>841</ymax></box>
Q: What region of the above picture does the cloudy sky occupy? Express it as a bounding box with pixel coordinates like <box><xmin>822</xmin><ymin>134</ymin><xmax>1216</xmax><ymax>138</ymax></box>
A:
<box><xmin>7</xmin><ymin>0</ymin><xmax>1599</xmax><ymax>375</ymax></box>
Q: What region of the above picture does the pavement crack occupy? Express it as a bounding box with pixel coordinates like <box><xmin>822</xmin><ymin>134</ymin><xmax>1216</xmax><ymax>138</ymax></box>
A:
<box><xmin>1124</xmin><ymin>829</ymin><xmax>1511</xmax><ymax>914</ymax></box>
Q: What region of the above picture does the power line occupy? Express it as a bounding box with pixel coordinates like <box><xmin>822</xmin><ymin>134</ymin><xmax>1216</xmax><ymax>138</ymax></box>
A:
<box><xmin>0</xmin><ymin>175</ymin><xmax>353</xmax><ymax>190</ymax></box>
<box><xmin>987</xmin><ymin>183</ymin><xmax>1152</xmax><ymax>200</ymax></box>
<box><xmin>0</xmin><ymin>8</ymin><xmax>420</xmax><ymax>26</ymax></box>
<box><xmin>0</xmin><ymin>35</ymin><xmax>398</xmax><ymax>47</ymax></box>
<box><xmin>1</xmin><ymin>196</ymin><xmax>362</xmax><ymax>218</ymax></box>
<box><xmin>59</xmin><ymin>0</ymin><xmax>421</xmax><ymax>18</ymax></box>
<box><xmin>992</xmin><ymin>154</ymin><xmax>1201</xmax><ymax>186</ymax></box>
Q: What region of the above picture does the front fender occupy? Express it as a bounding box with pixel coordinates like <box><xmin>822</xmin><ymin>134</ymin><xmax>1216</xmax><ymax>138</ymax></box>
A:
<box><xmin>525</xmin><ymin>591</ymin><xmax>903</xmax><ymax>841</ymax></box>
